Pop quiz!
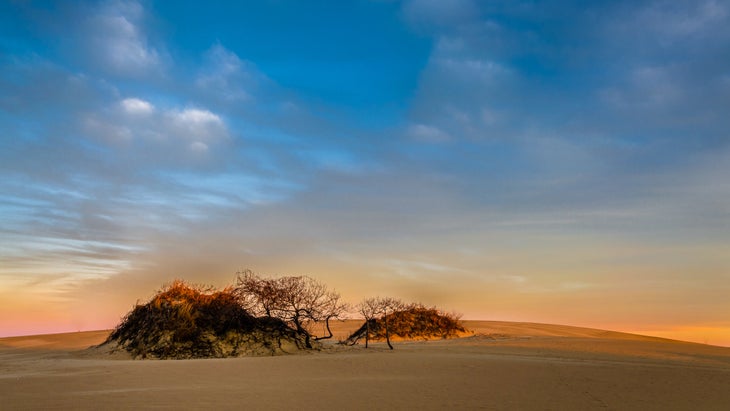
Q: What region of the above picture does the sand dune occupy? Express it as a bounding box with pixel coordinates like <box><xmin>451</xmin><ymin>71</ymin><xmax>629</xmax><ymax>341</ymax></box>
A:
<box><xmin>2</xmin><ymin>321</ymin><xmax>729</xmax><ymax>410</ymax></box>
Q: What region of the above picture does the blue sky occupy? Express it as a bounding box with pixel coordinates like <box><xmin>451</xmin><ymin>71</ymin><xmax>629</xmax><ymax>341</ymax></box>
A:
<box><xmin>1</xmin><ymin>0</ymin><xmax>729</xmax><ymax>344</ymax></box>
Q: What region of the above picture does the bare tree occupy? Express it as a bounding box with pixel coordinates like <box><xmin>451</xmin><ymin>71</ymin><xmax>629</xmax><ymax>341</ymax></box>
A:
<box><xmin>379</xmin><ymin>297</ymin><xmax>405</xmax><ymax>350</ymax></box>
<box><xmin>275</xmin><ymin>275</ymin><xmax>318</xmax><ymax>347</ymax></box>
<box><xmin>358</xmin><ymin>297</ymin><xmax>380</xmax><ymax>348</ymax></box>
<box><xmin>353</xmin><ymin>296</ymin><xmax>405</xmax><ymax>349</ymax></box>
<box><xmin>234</xmin><ymin>269</ymin><xmax>283</xmax><ymax>317</ymax></box>
<box><xmin>234</xmin><ymin>270</ymin><xmax>348</xmax><ymax>348</ymax></box>
<box><xmin>310</xmin><ymin>291</ymin><xmax>350</xmax><ymax>341</ymax></box>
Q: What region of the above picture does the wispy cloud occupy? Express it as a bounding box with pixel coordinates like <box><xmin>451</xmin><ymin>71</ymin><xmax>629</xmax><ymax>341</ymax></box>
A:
<box><xmin>85</xmin><ymin>0</ymin><xmax>163</xmax><ymax>76</ymax></box>
<box><xmin>196</xmin><ymin>44</ymin><xmax>258</xmax><ymax>102</ymax></box>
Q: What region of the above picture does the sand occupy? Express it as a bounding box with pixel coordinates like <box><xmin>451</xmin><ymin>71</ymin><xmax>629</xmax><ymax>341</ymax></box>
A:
<box><xmin>1</xmin><ymin>321</ymin><xmax>729</xmax><ymax>410</ymax></box>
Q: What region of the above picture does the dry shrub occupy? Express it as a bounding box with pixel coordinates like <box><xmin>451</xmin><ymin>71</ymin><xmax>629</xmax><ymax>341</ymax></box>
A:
<box><xmin>346</xmin><ymin>304</ymin><xmax>466</xmax><ymax>344</ymax></box>
<box><xmin>105</xmin><ymin>280</ymin><xmax>309</xmax><ymax>359</ymax></box>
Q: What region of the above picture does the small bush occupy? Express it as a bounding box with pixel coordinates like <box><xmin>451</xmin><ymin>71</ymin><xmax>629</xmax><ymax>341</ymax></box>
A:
<box><xmin>345</xmin><ymin>304</ymin><xmax>466</xmax><ymax>344</ymax></box>
<box><xmin>105</xmin><ymin>280</ymin><xmax>310</xmax><ymax>359</ymax></box>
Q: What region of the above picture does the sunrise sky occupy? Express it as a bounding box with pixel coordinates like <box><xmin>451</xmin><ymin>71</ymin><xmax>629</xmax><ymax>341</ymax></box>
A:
<box><xmin>1</xmin><ymin>0</ymin><xmax>728</xmax><ymax>346</ymax></box>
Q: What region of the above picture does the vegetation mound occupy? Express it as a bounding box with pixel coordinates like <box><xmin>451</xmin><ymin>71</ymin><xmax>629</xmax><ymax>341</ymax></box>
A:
<box><xmin>346</xmin><ymin>304</ymin><xmax>466</xmax><ymax>345</ymax></box>
<box><xmin>101</xmin><ymin>280</ymin><xmax>309</xmax><ymax>359</ymax></box>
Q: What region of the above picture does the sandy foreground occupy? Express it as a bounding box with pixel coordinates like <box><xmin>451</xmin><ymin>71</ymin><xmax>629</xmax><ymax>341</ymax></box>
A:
<box><xmin>1</xmin><ymin>321</ymin><xmax>729</xmax><ymax>410</ymax></box>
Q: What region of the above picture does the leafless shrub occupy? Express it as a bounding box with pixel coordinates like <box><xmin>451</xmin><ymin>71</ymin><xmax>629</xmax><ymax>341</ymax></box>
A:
<box><xmin>234</xmin><ymin>270</ymin><xmax>349</xmax><ymax>348</ymax></box>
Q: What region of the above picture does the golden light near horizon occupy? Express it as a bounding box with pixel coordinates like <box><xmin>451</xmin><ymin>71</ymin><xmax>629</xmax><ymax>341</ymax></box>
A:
<box><xmin>1</xmin><ymin>1</ymin><xmax>729</xmax><ymax>347</ymax></box>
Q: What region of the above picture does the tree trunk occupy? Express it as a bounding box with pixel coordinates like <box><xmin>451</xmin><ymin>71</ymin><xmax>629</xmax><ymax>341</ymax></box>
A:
<box><xmin>365</xmin><ymin>320</ymin><xmax>370</xmax><ymax>348</ymax></box>
<box><xmin>314</xmin><ymin>316</ymin><xmax>334</xmax><ymax>341</ymax></box>
<box><xmin>384</xmin><ymin>309</ymin><xmax>393</xmax><ymax>350</ymax></box>
<box><xmin>293</xmin><ymin>315</ymin><xmax>311</xmax><ymax>349</ymax></box>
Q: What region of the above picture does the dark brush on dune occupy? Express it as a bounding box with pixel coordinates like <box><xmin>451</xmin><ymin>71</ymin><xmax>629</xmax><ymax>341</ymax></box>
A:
<box><xmin>345</xmin><ymin>304</ymin><xmax>466</xmax><ymax>347</ymax></box>
<box><xmin>98</xmin><ymin>280</ymin><xmax>310</xmax><ymax>359</ymax></box>
<box><xmin>96</xmin><ymin>274</ymin><xmax>467</xmax><ymax>359</ymax></box>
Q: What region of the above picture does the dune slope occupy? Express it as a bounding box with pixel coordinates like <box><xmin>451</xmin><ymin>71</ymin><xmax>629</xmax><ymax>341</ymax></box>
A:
<box><xmin>1</xmin><ymin>321</ymin><xmax>729</xmax><ymax>410</ymax></box>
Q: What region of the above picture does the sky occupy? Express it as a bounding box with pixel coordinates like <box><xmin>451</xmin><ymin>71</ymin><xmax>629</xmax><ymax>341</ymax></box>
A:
<box><xmin>1</xmin><ymin>0</ymin><xmax>729</xmax><ymax>346</ymax></box>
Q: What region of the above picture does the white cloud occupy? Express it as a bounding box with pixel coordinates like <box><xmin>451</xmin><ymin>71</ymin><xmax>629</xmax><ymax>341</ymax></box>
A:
<box><xmin>88</xmin><ymin>0</ymin><xmax>161</xmax><ymax>76</ymax></box>
<box><xmin>120</xmin><ymin>97</ymin><xmax>154</xmax><ymax>114</ymax></box>
<box><xmin>172</xmin><ymin>108</ymin><xmax>222</xmax><ymax>125</ymax></box>
<box><xmin>168</xmin><ymin>108</ymin><xmax>227</xmax><ymax>142</ymax></box>
<box><xmin>83</xmin><ymin>99</ymin><xmax>228</xmax><ymax>157</ymax></box>
<box><xmin>202</xmin><ymin>44</ymin><xmax>242</xmax><ymax>77</ymax></box>
<box><xmin>196</xmin><ymin>44</ymin><xmax>256</xmax><ymax>102</ymax></box>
